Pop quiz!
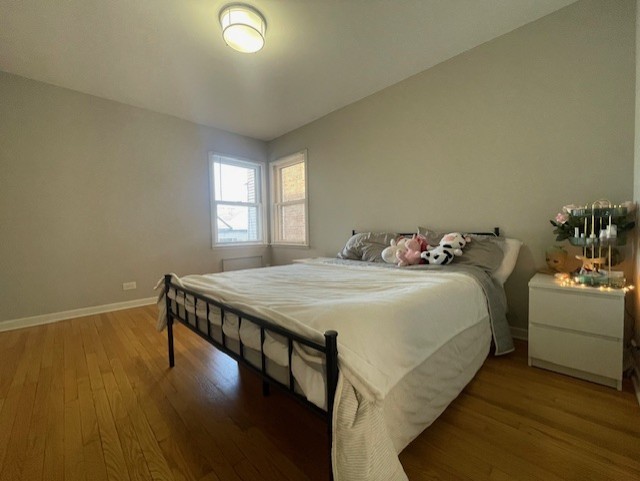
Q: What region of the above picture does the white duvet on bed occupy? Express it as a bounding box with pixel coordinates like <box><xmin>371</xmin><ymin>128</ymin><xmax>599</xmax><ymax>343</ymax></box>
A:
<box><xmin>157</xmin><ymin>259</ymin><xmax>492</xmax><ymax>480</ymax></box>
<box><xmin>159</xmin><ymin>260</ymin><xmax>488</xmax><ymax>402</ymax></box>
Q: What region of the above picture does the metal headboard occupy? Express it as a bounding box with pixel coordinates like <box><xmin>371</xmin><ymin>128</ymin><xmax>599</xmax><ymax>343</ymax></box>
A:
<box><xmin>351</xmin><ymin>227</ymin><xmax>500</xmax><ymax>237</ymax></box>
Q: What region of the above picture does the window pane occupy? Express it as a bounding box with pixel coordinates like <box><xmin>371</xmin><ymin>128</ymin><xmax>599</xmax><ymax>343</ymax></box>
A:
<box><xmin>279</xmin><ymin>203</ymin><xmax>306</xmax><ymax>243</ymax></box>
<box><xmin>214</xmin><ymin>161</ymin><xmax>257</xmax><ymax>203</ymax></box>
<box><xmin>216</xmin><ymin>204</ymin><xmax>261</xmax><ymax>243</ymax></box>
<box><xmin>280</xmin><ymin>162</ymin><xmax>305</xmax><ymax>202</ymax></box>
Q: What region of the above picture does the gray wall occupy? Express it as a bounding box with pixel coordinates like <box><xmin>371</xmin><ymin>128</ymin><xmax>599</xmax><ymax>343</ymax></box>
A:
<box><xmin>0</xmin><ymin>71</ymin><xmax>268</xmax><ymax>322</ymax></box>
<box><xmin>268</xmin><ymin>0</ymin><xmax>636</xmax><ymax>332</ymax></box>
<box><xmin>1</xmin><ymin>0</ymin><xmax>635</xmax><ymax>333</ymax></box>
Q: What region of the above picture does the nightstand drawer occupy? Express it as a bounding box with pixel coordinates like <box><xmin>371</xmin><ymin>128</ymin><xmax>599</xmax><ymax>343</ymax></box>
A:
<box><xmin>529</xmin><ymin>324</ymin><xmax>622</xmax><ymax>379</ymax></box>
<box><xmin>529</xmin><ymin>287</ymin><xmax>623</xmax><ymax>338</ymax></box>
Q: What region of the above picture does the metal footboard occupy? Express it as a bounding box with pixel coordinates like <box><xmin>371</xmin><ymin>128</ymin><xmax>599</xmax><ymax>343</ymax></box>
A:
<box><xmin>163</xmin><ymin>274</ymin><xmax>339</xmax><ymax>478</ymax></box>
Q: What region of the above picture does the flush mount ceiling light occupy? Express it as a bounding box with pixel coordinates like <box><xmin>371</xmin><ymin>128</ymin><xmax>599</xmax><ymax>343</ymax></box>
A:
<box><xmin>219</xmin><ymin>4</ymin><xmax>266</xmax><ymax>53</ymax></box>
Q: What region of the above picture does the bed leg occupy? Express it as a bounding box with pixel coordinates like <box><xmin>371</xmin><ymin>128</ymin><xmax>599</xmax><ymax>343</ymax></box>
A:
<box><xmin>165</xmin><ymin>274</ymin><xmax>175</xmax><ymax>368</ymax></box>
<box><xmin>167</xmin><ymin>316</ymin><xmax>175</xmax><ymax>368</ymax></box>
<box><xmin>262</xmin><ymin>380</ymin><xmax>270</xmax><ymax>396</ymax></box>
<box><xmin>324</xmin><ymin>330</ymin><xmax>338</xmax><ymax>481</ymax></box>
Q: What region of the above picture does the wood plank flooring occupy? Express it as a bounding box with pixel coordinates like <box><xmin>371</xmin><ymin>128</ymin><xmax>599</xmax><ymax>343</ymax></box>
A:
<box><xmin>0</xmin><ymin>305</ymin><xmax>638</xmax><ymax>480</ymax></box>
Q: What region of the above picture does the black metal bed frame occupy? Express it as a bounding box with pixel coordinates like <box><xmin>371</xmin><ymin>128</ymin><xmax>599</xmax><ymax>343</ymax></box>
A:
<box><xmin>353</xmin><ymin>227</ymin><xmax>501</xmax><ymax>237</ymax></box>
<box><xmin>163</xmin><ymin>274</ymin><xmax>339</xmax><ymax>477</ymax></box>
<box><xmin>163</xmin><ymin>227</ymin><xmax>500</xmax><ymax>479</ymax></box>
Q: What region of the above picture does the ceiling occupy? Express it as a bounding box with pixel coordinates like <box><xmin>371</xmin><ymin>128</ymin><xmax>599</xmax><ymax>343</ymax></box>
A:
<box><xmin>0</xmin><ymin>0</ymin><xmax>577</xmax><ymax>141</ymax></box>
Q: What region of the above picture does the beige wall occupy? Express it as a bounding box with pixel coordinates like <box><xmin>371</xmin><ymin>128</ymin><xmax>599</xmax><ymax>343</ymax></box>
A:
<box><xmin>0</xmin><ymin>71</ymin><xmax>268</xmax><ymax>323</ymax></box>
<box><xmin>268</xmin><ymin>0</ymin><xmax>636</xmax><ymax>332</ymax></box>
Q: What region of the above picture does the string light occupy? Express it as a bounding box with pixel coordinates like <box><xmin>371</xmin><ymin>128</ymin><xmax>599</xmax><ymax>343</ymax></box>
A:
<box><xmin>553</xmin><ymin>274</ymin><xmax>632</xmax><ymax>292</ymax></box>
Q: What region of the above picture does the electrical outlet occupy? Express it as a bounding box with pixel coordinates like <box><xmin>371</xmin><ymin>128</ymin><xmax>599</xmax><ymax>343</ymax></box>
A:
<box><xmin>122</xmin><ymin>281</ymin><xmax>137</xmax><ymax>291</ymax></box>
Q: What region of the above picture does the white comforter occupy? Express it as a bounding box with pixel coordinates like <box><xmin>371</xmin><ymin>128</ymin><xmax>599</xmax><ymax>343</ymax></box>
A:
<box><xmin>157</xmin><ymin>259</ymin><xmax>490</xmax><ymax>480</ymax></box>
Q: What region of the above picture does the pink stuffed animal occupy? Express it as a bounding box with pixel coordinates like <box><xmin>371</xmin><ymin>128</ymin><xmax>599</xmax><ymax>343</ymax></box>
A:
<box><xmin>397</xmin><ymin>234</ymin><xmax>429</xmax><ymax>267</ymax></box>
<box><xmin>381</xmin><ymin>237</ymin><xmax>408</xmax><ymax>264</ymax></box>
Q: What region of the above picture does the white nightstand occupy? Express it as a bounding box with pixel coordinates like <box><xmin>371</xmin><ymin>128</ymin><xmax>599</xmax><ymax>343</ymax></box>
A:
<box><xmin>528</xmin><ymin>273</ymin><xmax>626</xmax><ymax>390</ymax></box>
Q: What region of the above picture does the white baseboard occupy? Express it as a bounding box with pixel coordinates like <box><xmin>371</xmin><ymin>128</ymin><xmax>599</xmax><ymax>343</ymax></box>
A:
<box><xmin>0</xmin><ymin>297</ymin><xmax>156</xmax><ymax>333</ymax></box>
<box><xmin>510</xmin><ymin>326</ymin><xmax>528</xmax><ymax>341</ymax></box>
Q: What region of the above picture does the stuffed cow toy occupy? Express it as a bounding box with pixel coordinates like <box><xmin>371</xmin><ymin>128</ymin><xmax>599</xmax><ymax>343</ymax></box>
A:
<box><xmin>420</xmin><ymin>232</ymin><xmax>470</xmax><ymax>265</ymax></box>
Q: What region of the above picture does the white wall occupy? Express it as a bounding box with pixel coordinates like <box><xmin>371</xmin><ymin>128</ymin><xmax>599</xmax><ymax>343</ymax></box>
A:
<box><xmin>268</xmin><ymin>0</ymin><xmax>636</xmax><ymax>332</ymax></box>
<box><xmin>0</xmin><ymin>71</ymin><xmax>268</xmax><ymax>323</ymax></box>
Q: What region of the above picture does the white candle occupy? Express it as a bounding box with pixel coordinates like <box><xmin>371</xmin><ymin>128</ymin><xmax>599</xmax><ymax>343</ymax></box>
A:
<box><xmin>575</xmin><ymin>227</ymin><xmax>579</xmax><ymax>237</ymax></box>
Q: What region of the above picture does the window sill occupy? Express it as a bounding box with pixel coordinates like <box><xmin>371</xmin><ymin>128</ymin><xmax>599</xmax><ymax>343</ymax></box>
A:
<box><xmin>270</xmin><ymin>243</ymin><xmax>310</xmax><ymax>249</ymax></box>
<box><xmin>212</xmin><ymin>242</ymin><xmax>268</xmax><ymax>249</ymax></box>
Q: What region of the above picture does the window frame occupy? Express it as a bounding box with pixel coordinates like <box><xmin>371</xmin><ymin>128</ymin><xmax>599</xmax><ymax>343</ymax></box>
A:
<box><xmin>209</xmin><ymin>152</ymin><xmax>267</xmax><ymax>248</ymax></box>
<box><xmin>270</xmin><ymin>150</ymin><xmax>309</xmax><ymax>247</ymax></box>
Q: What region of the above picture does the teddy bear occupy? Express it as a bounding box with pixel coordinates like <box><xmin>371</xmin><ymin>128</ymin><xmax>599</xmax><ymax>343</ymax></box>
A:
<box><xmin>382</xmin><ymin>237</ymin><xmax>408</xmax><ymax>264</ymax></box>
<box><xmin>544</xmin><ymin>246</ymin><xmax>568</xmax><ymax>273</ymax></box>
<box><xmin>397</xmin><ymin>234</ymin><xmax>429</xmax><ymax>266</ymax></box>
<box><xmin>421</xmin><ymin>232</ymin><xmax>470</xmax><ymax>265</ymax></box>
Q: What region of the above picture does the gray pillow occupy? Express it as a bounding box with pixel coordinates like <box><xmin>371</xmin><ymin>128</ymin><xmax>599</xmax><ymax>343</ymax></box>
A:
<box><xmin>455</xmin><ymin>235</ymin><xmax>504</xmax><ymax>273</ymax></box>
<box><xmin>417</xmin><ymin>227</ymin><xmax>504</xmax><ymax>273</ymax></box>
<box><xmin>337</xmin><ymin>232</ymin><xmax>398</xmax><ymax>263</ymax></box>
<box><xmin>417</xmin><ymin>226</ymin><xmax>443</xmax><ymax>245</ymax></box>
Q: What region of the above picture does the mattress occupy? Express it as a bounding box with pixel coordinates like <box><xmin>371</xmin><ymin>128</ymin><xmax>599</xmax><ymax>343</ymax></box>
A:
<box><xmin>168</xmin><ymin>296</ymin><xmax>326</xmax><ymax>406</ymax></box>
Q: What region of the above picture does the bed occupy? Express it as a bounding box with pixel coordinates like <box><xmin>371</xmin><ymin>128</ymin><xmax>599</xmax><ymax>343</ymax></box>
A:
<box><xmin>156</xmin><ymin>229</ymin><xmax>520</xmax><ymax>481</ymax></box>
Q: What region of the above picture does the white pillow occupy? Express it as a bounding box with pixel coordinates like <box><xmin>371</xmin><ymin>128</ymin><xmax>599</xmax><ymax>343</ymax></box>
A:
<box><xmin>493</xmin><ymin>238</ymin><xmax>522</xmax><ymax>285</ymax></box>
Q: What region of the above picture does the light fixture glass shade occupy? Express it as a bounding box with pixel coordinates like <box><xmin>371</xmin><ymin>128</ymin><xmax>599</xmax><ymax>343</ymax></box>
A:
<box><xmin>220</xmin><ymin>4</ymin><xmax>266</xmax><ymax>53</ymax></box>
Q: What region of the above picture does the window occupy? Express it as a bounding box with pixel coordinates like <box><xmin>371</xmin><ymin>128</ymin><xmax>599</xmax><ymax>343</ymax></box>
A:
<box><xmin>271</xmin><ymin>151</ymin><xmax>308</xmax><ymax>246</ymax></box>
<box><xmin>209</xmin><ymin>153</ymin><xmax>265</xmax><ymax>246</ymax></box>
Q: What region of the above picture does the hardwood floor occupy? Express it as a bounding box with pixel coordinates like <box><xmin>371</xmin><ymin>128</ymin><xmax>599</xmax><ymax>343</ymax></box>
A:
<box><xmin>0</xmin><ymin>306</ymin><xmax>638</xmax><ymax>481</ymax></box>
